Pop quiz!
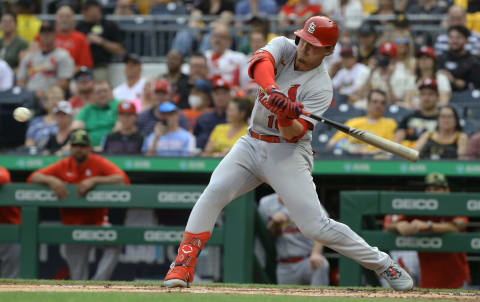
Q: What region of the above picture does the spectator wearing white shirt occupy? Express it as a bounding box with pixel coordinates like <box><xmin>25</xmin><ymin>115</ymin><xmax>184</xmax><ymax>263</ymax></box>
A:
<box><xmin>332</xmin><ymin>45</ymin><xmax>370</xmax><ymax>102</ymax></box>
<box><xmin>321</xmin><ymin>0</ymin><xmax>364</xmax><ymax>30</ymax></box>
<box><xmin>113</xmin><ymin>53</ymin><xmax>145</xmax><ymax>112</ymax></box>
<box><xmin>0</xmin><ymin>60</ymin><xmax>14</xmax><ymax>91</ymax></box>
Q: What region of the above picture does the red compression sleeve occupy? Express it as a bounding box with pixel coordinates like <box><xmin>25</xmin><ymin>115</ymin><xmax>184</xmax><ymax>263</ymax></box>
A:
<box><xmin>248</xmin><ymin>51</ymin><xmax>277</xmax><ymax>91</ymax></box>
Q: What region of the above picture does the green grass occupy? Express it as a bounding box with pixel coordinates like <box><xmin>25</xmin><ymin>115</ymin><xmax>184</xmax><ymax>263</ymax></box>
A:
<box><xmin>0</xmin><ymin>292</ymin><xmax>459</xmax><ymax>302</ymax></box>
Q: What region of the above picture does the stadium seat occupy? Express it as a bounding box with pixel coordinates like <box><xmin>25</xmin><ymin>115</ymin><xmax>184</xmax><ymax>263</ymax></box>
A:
<box><xmin>311</xmin><ymin>123</ymin><xmax>336</xmax><ymax>156</ymax></box>
<box><xmin>460</xmin><ymin>118</ymin><xmax>480</xmax><ymax>136</ymax></box>
<box><xmin>323</xmin><ymin>103</ymin><xmax>365</xmax><ymax>124</ymax></box>
<box><xmin>384</xmin><ymin>105</ymin><xmax>413</xmax><ymax>123</ymax></box>
<box><xmin>451</xmin><ymin>89</ymin><xmax>480</xmax><ymax>103</ymax></box>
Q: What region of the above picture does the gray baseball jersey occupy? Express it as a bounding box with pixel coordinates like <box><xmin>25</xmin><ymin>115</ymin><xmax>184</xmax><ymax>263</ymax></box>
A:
<box><xmin>249</xmin><ymin>37</ymin><xmax>333</xmax><ymax>147</ymax></box>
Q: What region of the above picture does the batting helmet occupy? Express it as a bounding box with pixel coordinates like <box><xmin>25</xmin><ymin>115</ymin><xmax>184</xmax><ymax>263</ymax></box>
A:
<box><xmin>294</xmin><ymin>16</ymin><xmax>339</xmax><ymax>47</ymax></box>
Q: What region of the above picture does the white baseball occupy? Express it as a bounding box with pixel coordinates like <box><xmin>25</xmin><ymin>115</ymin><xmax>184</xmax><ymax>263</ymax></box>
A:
<box><xmin>13</xmin><ymin>107</ymin><xmax>32</xmax><ymax>122</ymax></box>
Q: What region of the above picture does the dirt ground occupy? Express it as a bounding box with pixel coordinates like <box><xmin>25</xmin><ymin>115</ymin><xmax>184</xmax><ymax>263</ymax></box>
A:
<box><xmin>0</xmin><ymin>283</ymin><xmax>479</xmax><ymax>300</ymax></box>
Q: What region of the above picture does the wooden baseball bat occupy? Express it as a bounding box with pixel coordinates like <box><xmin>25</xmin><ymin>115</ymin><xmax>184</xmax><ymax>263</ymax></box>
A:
<box><xmin>301</xmin><ymin>110</ymin><xmax>419</xmax><ymax>162</ymax></box>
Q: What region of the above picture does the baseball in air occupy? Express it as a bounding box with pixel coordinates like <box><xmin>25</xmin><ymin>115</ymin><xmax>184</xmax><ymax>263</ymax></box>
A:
<box><xmin>13</xmin><ymin>107</ymin><xmax>32</xmax><ymax>122</ymax></box>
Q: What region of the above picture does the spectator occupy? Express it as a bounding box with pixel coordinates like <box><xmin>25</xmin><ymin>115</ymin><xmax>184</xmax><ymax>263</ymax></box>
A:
<box><xmin>181</xmin><ymin>53</ymin><xmax>210</xmax><ymax>106</ymax></box>
<box><xmin>171</xmin><ymin>9</ymin><xmax>206</xmax><ymax>57</ymax></box>
<box><xmin>72</xmin><ymin>80</ymin><xmax>121</xmax><ymax>148</ymax></box>
<box><xmin>279</xmin><ymin>0</ymin><xmax>322</xmax><ymax>27</ymax></box>
<box><xmin>44</xmin><ymin>101</ymin><xmax>73</xmax><ymax>156</ymax></box>
<box><xmin>405</xmin><ymin>46</ymin><xmax>451</xmax><ymax>108</ymax></box>
<box><xmin>183</xmin><ymin>79</ymin><xmax>213</xmax><ymax>132</ymax></box>
<box><xmin>435</xmin><ymin>5</ymin><xmax>480</xmax><ymax>56</ymax></box>
<box><xmin>0</xmin><ymin>13</ymin><xmax>28</xmax><ymax>70</ymax></box>
<box><xmin>69</xmin><ymin>66</ymin><xmax>95</xmax><ymax>114</ymax></box>
<box><xmin>385</xmin><ymin>173</ymin><xmax>471</xmax><ymax>289</ymax></box>
<box><xmin>332</xmin><ymin>45</ymin><xmax>370</xmax><ymax>101</ymax></box>
<box><xmin>328</xmin><ymin>89</ymin><xmax>397</xmax><ymax>156</ymax></box>
<box><xmin>394</xmin><ymin>79</ymin><xmax>440</xmax><ymax>147</ymax></box>
<box><xmin>54</xmin><ymin>4</ymin><xmax>93</xmax><ymax>69</ymax></box>
<box><xmin>77</xmin><ymin>0</ymin><xmax>126</xmax><ymax>81</ymax></box>
<box><xmin>235</xmin><ymin>0</ymin><xmax>278</xmax><ymax>16</ymax></box>
<box><xmin>415</xmin><ymin>105</ymin><xmax>468</xmax><ymax>160</ymax></box>
<box><xmin>14</xmin><ymin>0</ymin><xmax>42</xmax><ymax>43</ymax></box>
<box><xmin>17</xmin><ymin>21</ymin><xmax>74</xmax><ymax>99</ymax></box>
<box><xmin>114</xmin><ymin>0</ymin><xmax>138</xmax><ymax>15</ymax></box>
<box><xmin>25</xmin><ymin>85</ymin><xmax>64</xmax><ymax>149</ymax></box>
<box><xmin>0</xmin><ymin>166</ymin><xmax>20</xmax><ymax>279</ymax></box>
<box><xmin>322</xmin><ymin>0</ymin><xmax>364</xmax><ymax>30</ymax></box>
<box><xmin>139</xmin><ymin>77</ymin><xmax>157</xmax><ymax>112</ymax></box>
<box><xmin>164</xmin><ymin>50</ymin><xmax>189</xmax><ymax>109</ymax></box>
<box><xmin>0</xmin><ymin>59</ymin><xmax>14</xmax><ymax>91</ymax></box>
<box><xmin>194</xmin><ymin>0</ymin><xmax>235</xmax><ymax>15</ymax></box>
<box><xmin>194</xmin><ymin>77</ymin><xmax>230</xmax><ymax>150</ymax></box>
<box><xmin>137</xmin><ymin>79</ymin><xmax>189</xmax><ymax>136</ymax></box>
<box><xmin>143</xmin><ymin>102</ymin><xmax>196</xmax><ymax>157</ymax></box>
<box><xmin>437</xmin><ymin>25</ymin><xmax>479</xmax><ymax>91</ymax></box>
<box><xmin>113</xmin><ymin>53</ymin><xmax>146</xmax><ymax>111</ymax></box>
<box><xmin>369</xmin><ymin>0</ymin><xmax>400</xmax><ymax>28</ymax></box>
<box><xmin>406</xmin><ymin>0</ymin><xmax>448</xmax><ymax>24</ymax></box>
<box><xmin>466</xmin><ymin>132</ymin><xmax>480</xmax><ymax>159</ymax></box>
<box><xmin>205</xmin><ymin>24</ymin><xmax>248</xmax><ymax>88</ymax></box>
<box><xmin>362</xmin><ymin>42</ymin><xmax>415</xmax><ymax>107</ymax></box>
<box><xmin>247</xmin><ymin>27</ymin><xmax>268</xmax><ymax>55</ymax></box>
<box><xmin>28</xmin><ymin>129</ymin><xmax>129</xmax><ymax>281</ymax></box>
<box><xmin>356</xmin><ymin>22</ymin><xmax>378</xmax><ymax>66</ymax></box>
<box><xmin>258</xmin><ymin>193</ymin><xmax>330</xmax><ymax>286</ymax></box>
<box><xmin>393</xmin><ymin>30</ymin><xmax>415</xmax><ymax>73</ymax></box>
<box><xmin>202</xmin><ymin>97</ymin><xmax>251</xmax><ymax>157</ymax></box>
<box><xmin>102</xmin><ymin>101</ymin><xmax>144</xmax><ymax>154</ymax></box>
<box><xmin>455</xmin><ymin>0</ymin><xmax>480</xmax><ymax>34</ymax></box>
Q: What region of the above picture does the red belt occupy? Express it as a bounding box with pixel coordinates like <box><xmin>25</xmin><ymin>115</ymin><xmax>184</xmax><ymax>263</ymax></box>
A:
<box><xmin>249</xmin><ymin>130</ymin><xmax>281</xmax><ymax>143</ymax></box>
<box><xmin>279</xmin><ymin>256</ymin><xmax>306</xmax><ymax>264</ymax></box>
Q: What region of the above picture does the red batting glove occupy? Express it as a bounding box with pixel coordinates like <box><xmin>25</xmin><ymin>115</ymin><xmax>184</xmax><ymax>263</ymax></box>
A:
<box><xmin>267</xmin><ymin>88</ymin><xmax>289</xmax><ymax>114</ymax></box>
<box><xmin>277</xmin><ymin>101</ymin><xmax>304</xmax><ymax>120</ymax></box>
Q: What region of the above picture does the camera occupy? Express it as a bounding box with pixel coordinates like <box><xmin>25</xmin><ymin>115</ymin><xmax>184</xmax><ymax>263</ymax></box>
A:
<box><xmin>377</xmin><ymin>54</ymin><xmax>391</xmax><ymax>68</ymax></box>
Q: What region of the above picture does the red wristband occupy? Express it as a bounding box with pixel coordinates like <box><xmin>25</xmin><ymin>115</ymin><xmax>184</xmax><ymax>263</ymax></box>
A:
<box><xmin>277</xmin><ymin>116</ymin><xmax>294</xmax><ymax>127</ymax></box>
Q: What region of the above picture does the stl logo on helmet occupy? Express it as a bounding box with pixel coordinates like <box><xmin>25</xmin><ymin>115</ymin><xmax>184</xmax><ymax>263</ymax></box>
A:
<box><xmin>307</xmin><ymin>22</ymin><xmax>316</xmax><ymax>34</ymax></box>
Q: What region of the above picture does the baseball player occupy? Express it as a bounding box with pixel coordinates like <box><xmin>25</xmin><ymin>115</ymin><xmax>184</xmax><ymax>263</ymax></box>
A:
<box><xmin>164</xmin><ymin>16</ymin><xmax>413</xmax><ymax>291</ymax></box>
<box><xmin>259</xmin><ymin>193</ymin><xmax>329</xmax><ymax>286</ymax></box>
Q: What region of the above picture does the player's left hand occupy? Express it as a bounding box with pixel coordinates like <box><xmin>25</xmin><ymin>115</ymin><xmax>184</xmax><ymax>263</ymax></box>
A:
<box><xmin>309</xmin><ymin>253</ymin><xmax>326</xmax><ymax>270</ymax></box>
<box><xmin>277</xmin><ymin>101</ymin><xmax>304</xmax><ymax>119</ymax></box>
<box><xmin>267</xmin><ymin>89</ymin><xmax>290</xmax><ymax>114</ymax></box>
<box><xmin>77</xmin><ymin>178</ymin><xmax>97</xmax><ymax>196</ymax></box>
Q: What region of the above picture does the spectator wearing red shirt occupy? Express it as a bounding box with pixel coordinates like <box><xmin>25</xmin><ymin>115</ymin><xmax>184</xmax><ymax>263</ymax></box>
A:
<box><xmin>55</xmin><ymin>4</ymin><xmax>93</xmax><ymax>69</ymax></box>
<box><xmin>0</xmin><ymin>166</ymin><xmax>20</xmax><ymax>278</ymax></box>
<box><xmin>28</xmin><ymin>129</ymin><xmax>130</xmax><ymax>280</ymax></box>
<box><xmin>385</xmin><ymin>173</ymin><xmax>471</xmax><ymax>289</ymax></box>
<box><xmin>279</xmin><ymin>0</ymin><xmax>322</xmax><ymax>27</ymax></box>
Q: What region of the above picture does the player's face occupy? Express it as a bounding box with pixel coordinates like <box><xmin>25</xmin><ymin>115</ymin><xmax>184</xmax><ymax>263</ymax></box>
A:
<box><xmin>71</xmin><ymin>145</ymin><xmax>90</xmax><ymax>163</ymax></box>
<box><xmin>296</xmin><ymin>39</ymin><xmax>333</xmax><ymax>71</ymax></box>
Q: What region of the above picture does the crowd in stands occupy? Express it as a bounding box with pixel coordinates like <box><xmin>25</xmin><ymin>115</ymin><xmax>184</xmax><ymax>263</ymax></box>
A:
<box><xmin>1</xmin><ymin>0</ymin><xmax>480</xmax><ymax>160</ymax></box>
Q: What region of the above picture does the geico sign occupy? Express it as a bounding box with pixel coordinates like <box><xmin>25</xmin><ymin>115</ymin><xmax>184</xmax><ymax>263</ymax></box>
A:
<box><xmin>15</xmin><ymin>190</ymin><xmax>58</xmax><ymax>201</ymax></box>
<box><xmin>86</xmin><ymin>191</ymin><xmax>131</xmax><ymax>202</ymax></box>
<box><xmin>144</xmin><ymin>231</ymin><xmax>183</xmax><ymax>242</ymax></box>
<box><xmin>392</xmin><ymin>198</ymin><xmax>438</xmax><ymax>210</ymax></box>
<box><xmin>471</xmin><ymin>238</ymin><xmax>480</xmax><ymax>249</ymax></box>
<box><xmin>396</xmin><ymin>237</ymin><xmax>442</xmax><ymax>249</ymax></box>
<box><xmin>467</xmin><ymin>200</ymin><xmax>480</xmax><ymax>211</ymax></box>
<box><xmin>157</xmin><ymin>191</ymin><xmax>202</xmax><ymax>203</ymax></box>
<box><xmin>72</xmin><ymin>230</ymin><xmax>117</xmax><ymax>241</ymax></box>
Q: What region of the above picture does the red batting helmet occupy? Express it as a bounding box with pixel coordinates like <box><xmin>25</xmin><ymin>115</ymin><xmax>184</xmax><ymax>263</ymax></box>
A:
<box><xmin>294</xmin><ymin>16</ymin><xmax>339</xmax><ymax>47</ymax></box>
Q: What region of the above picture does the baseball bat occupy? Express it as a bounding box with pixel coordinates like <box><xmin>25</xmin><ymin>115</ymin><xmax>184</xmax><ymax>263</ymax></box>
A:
<box><xmin>301</xmin><ymin>110</ymin><xmax>420</xmax><ymax>162</ymax></box>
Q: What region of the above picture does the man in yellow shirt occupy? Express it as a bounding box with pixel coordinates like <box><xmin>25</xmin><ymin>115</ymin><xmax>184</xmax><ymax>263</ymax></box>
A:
<box><xmin>454</xmin><ymin>0</ymin><xmax>480</xmax><ymax>34</ymax></box>
<box><xmin>328</xmin><ymin>89</ymin><xmax>397</xmax><ymax>155</ymax></box>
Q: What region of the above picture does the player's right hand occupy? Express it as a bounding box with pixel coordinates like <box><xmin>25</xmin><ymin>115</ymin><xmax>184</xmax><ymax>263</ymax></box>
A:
<box><xmin>277</xmin><ymin>101</ymin><xmax>304</xmax><ymax>119</ymax></box>
<box><xmin>267</xmin><ymin>88</ymin><xmax>290</xmax><ymax>114</ymax></box>
<box><xmin>49</xmin><ymin>178</ymin><xmax>68</xmax><ymax>199</ymax></box>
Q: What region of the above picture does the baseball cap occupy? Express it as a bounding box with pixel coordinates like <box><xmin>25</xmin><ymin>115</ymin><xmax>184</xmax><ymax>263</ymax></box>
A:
<box><xmin>69</xmin><ymin>129</ymin><xmax>91</xmax><ymax>146</ymax></box>
<box><xmin>212</xmin><ymin>77</ymin><xmax>231</xmax><ymax>90</ymax></box>
<box><xmin>158</xmin><ymin>101</ymin><xmax>177</xmax><ymax>113</ymax></box>
<box><xmin>357</xmin><ymin>22</ymin><xmax>376</xmax><ymax>36</ymax></box>
<box><xmin>193</xmin><ymin>79</ymin><xmax>212</xmax><ymax>94</ymax></box>
<box><xmin>74</xmin><ymin>66</ymin><xmax>94</xmax><ymax>81</ymax></box>
<box><xmin>416</xmin><ymin>46</ymin><xmax>437</xmax><ymax>59</ymax></box>
<box><xmin>53</xmin><ymin>101</ymin><xmax>73</xmax><ymax>115</ymax></box>
<box><xmin>340</xmin><ymin>44</ymin><xmax>358</xmax><ymax>57</ymax></box>
<box><xmin>425</xmin><ymin>172</ymin><xmax>448</xmax><ymax>188</ymax></box>
<box><xmin>154</xmin><ymin>79</ymin><xmax>169</xmax><ymax>93</ymax></box>
<box><xmin>418</xmin><ymin>78</ymin><xmax>438</xmax><ymax>91</ymax></box>
<box><xmin>39</xmin><ymin>20</ymin><xmax>55</xmax><ymax>33</ymax></box>
<box><xmin>379</xmin><ymin>42</ymin><xmax>398</xmax><ymax>58</ymax></box>
<box><xmin>123</xmin><ymin>53</ymin><xmax>141</xmax><ymax>64</ymax></box>
<box><xmin>118</xmin><ymin>101</ymin><xmax>137</xmax><ymax>114</ymax></box>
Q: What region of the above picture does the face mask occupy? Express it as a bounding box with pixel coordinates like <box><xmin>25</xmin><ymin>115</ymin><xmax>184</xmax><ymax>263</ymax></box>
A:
<box><xmin>188</xmin><ymin>94</ymin><xmax>203</xmax><ymax>109</ymax></box>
